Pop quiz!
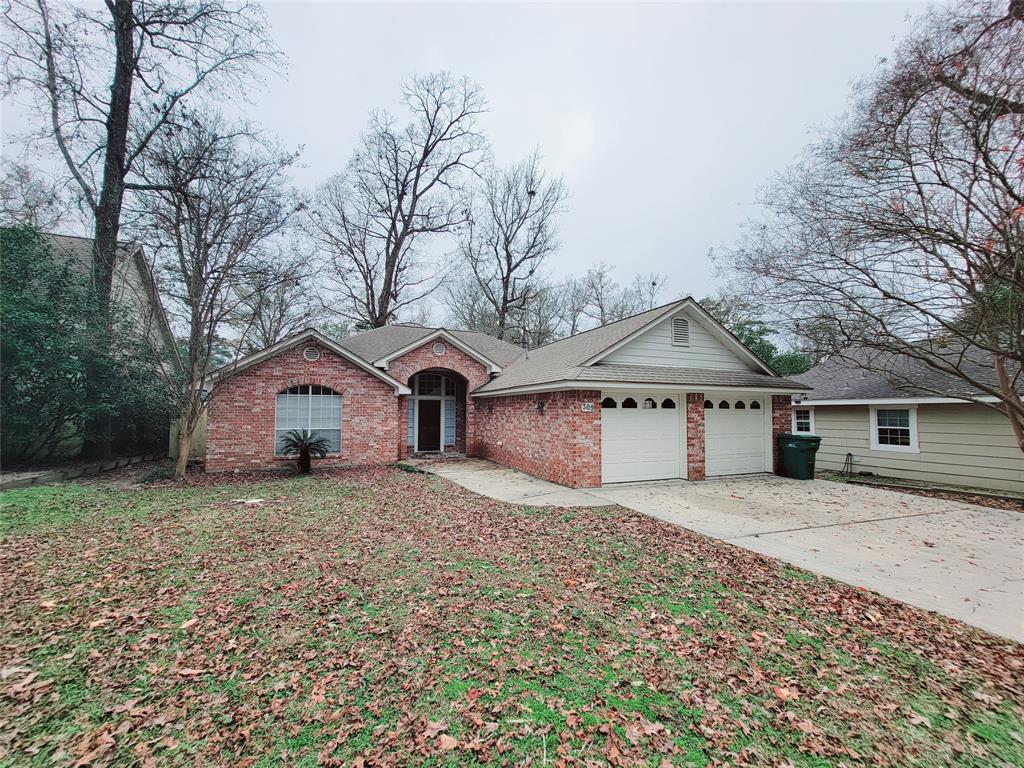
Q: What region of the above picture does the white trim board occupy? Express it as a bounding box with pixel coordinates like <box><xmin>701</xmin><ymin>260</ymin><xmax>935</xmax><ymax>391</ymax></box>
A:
<box><xmin>796</xmin><ymin>396</ymin><xmax>1000</xmax><ymax>406</ymax></box>
<box><xmin>473</xmin><ymin>380</ymin><xmax>805</xmax><ymax>398</ymax></box>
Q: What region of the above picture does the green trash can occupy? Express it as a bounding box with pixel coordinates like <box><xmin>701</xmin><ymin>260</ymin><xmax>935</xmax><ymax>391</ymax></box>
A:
<box><xmin>777</xmin><ymin>433</ymin><xmax>822</xmax><ymax>480</ymax></box>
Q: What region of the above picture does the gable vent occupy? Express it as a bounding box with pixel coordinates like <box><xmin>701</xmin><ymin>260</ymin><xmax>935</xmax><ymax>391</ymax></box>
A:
<box><xmin>303</xmin><ymin>346</ymin><xmax>321</xmax><ymax>361</ymax></box>
<box><xmin>671</xmin><ymin>317</ymin><xmax>690</xmax><ymax>346</ymax></box>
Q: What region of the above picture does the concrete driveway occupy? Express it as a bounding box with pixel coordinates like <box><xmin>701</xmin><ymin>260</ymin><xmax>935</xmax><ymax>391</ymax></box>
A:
<box><xmin>418</xmin><ymin>459</ymin><xmax>1024</xmax><ymax>641</ymax></box>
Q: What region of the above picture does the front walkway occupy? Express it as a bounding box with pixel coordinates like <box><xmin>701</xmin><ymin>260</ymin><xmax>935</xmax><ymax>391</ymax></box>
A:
<box><xmin>416</xmin><ymin>458</ymin><xmax>1024</xmax><ymax>641</ymax></box>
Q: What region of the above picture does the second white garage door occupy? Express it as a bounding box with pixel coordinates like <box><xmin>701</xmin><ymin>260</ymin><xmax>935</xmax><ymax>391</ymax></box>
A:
<box><xmin>705</xmin><ymin>395</ymin><xmax>767</xmax><ymax>476</ymax></box>
<box><xmin>601</xmin><ymin>394</ymin><xmax>683</xmax><ymax>483</ymax></box>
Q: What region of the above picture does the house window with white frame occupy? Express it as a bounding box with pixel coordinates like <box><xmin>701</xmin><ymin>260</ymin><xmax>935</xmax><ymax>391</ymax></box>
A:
<box><xmin>869</xmin><ymin>407</ymin><xmax>918</xmax><ymax>452</ymax></box>
<box><xmin>792</xmin><ymin>407</ymin><xmax>814</xmax><ymax>434</ymax></box>
<box><xmin>275</xmin><ymin>385</ymin><xmax>342</xmax><ymax>454</ymax></box>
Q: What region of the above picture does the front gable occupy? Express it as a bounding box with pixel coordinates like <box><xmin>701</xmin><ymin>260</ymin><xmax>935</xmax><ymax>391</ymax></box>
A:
<box><xmin>596</xmin><ymin>308</ymin><xmax>761</xmax><ymax>372</ymax></box>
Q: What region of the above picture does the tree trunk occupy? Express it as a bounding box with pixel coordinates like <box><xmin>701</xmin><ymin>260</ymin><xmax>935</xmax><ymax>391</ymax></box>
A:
<box><xmin>298</xmin><ymin>447</ymin><xmax>311</xmax><ymax>474</ymax></box>
<box><xmin>81</xmin><ymin>0</ymin><xmax>136</xmax><ymax>461</ymax></box>
<box><xmin>175</xmin><ymin>430</ymin><xmax>190</xmax><ymax>479</ymax></box>
<box><xmin>994</xmin><ymin>354</ymin><xmax>1024</xmax><ymax>455</ymax></box>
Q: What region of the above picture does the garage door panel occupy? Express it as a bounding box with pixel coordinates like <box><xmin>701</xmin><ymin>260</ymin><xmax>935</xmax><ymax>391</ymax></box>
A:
<box><xmin>705</xmin><ymin>397</ymin><xmax>766</xmax><ymax>476</ymax></box>
<box><xmin>601</xmin><ymin>398</ymin><xmax>682</xmax><ymax>483</ymax></box>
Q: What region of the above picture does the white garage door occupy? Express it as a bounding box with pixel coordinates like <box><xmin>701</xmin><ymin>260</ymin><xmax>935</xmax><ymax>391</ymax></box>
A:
<box><xmin>601</xmin><ymin>394</ymin><xmax>683</xmax><ymax>483</ymax></box>
<box><xmin>705</xmin><ymin>395</ymin><xmax>767</xmax><ymax>476</ymax></box>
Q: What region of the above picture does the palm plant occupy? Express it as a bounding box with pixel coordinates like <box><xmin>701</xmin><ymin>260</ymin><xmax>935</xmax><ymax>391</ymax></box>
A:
<box><xmin>279</xmin><ymin>429</ymin><xmax>332</xmax><ymax>474</ymax></box>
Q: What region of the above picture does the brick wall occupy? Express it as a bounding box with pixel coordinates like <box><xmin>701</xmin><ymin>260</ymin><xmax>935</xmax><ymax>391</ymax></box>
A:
<box><xmin>387</xmin><ymin>340</ymin><xmax>491</xmax><ymax>457</ymax></box>
<box><xmin>474</xmin><ymin>390</ymin><xmax>601</xmax><ymax>488</ymax></box>
<box><xmin>685</xmin><ymin>393</ymin><xmax>706</xmax><ymax>481</ymax></box>
<box><xmin>206</xmin><ymin>343</ymin><xmax>399</xmax><ymax>472</ymax></box>
<box><xmin>771</xmin><ymin>394</ymin><xmax>791</xmax><ymax>474</ymax></box>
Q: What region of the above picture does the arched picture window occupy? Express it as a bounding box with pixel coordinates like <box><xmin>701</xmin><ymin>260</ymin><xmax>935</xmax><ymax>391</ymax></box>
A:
<box><xmin>661</xmin><ymin>398</ymin><xmax>676</xmax><ymax>409</ymax></box>
<box><xmin>718</xmin><ymin>400</ymin><xmax>730</xmax><ymax>409</ymax></box>
<box><xmin>735</xmin><ymin>401</ymin><xmax>746</xmax><ymax>409</ymax></box>
<box><xmin>750</xmin><ymin>401</ymin><xmax>761</xmax><ymax>410</ymax></box>
<box><xmin>275</xmin><ymin>385</ymin><xmax>341</xmax><ymax>455</ymax></box>
<box><xmin>622</xmin><ymin>397</ymin><xmax>638</xmax><ymax>409</ymax></box>
<box><xmin>703</xmin><ymin>400</ymin><xmax>713</xmax><ymax>409</ymax></box>
<box><xmin>601</xmin><ymin>397</ymin><xmax>617</xmax><ymax>409</ymax></box>
<box><xmin>642</xmin><ymin>398</ymin><xmax>657</xmax><ymax>409</ymax></box>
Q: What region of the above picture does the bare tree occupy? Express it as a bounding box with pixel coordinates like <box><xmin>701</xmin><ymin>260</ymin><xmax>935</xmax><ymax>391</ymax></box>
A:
<box><xmin>557</xmin><ymin>275</ymin><xmax>592</xmax><ymax>337</ymax></box>
<box><xmin>507</xmin><ymin>283</ymin><xmax>564</xmax><ymax>348</ymax></box>
<box><xmin>3</xmin><ymin>0</ymin><xmax>279</xmax><ymax>458</ymax></box>
<box><xmin>307</xmin><ymin>73</ymin><xmax>488</xmax><ymax>328</ymax></box>
<box><xmin>0</xmin><ymin>161</ymin><xmax>79</xmax><ymax>230</ymax></box>
<box><xmin>134</xmin><ymin>112</ymin><xmax>298</xmax><ymax>477</ymax></box>
<box><xmin>580</xmin><ymin>263</ymin><xmax>667</xmax><ymax>325</ymax></box>
<box><xmin>460</xmin><ymin>150</ymin><xmax>566</xmax><ymax>339</ymax></box>
<box><xmin>228</xmin><ymin>252</ymin><xmax>321</xmax><ymax>354</ymax></box>
<box><xmin>726</xmin><ymin>0</ymin><xmax>1024</xmax><ymax>451</ymax></box>
<box><xmin>443</xmin><ymin>277</ymin><xmax>500</xmax><ymax>335</ymax></box>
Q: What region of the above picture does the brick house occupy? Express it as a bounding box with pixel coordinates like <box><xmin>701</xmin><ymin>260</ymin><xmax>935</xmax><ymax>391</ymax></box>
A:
<box><xmin>204</xmin><ymin>298</ymin><xmax>808</xmax><ymax>487</ymax></box>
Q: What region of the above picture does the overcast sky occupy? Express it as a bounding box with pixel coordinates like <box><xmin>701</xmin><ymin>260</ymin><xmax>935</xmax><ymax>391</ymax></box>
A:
<box><xmin>3</xmin><ymin>0</ymin><xmax>928</xmax><ymax>308</ymax></box>
<box><xmin>256</xmin><ymin>0</ymin><xmax>926</xmax><ymax>301</ymax></box>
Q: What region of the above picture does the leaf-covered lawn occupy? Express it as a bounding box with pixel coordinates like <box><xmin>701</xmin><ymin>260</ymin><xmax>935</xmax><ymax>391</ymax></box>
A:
<box><xmin>1</xmin><ymin>468</ymin><xmax>1021</xmax><ymax>767</ymax></box>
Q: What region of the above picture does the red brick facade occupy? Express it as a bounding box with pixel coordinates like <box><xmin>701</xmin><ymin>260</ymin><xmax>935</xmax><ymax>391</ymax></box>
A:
<box><xmin>386</xmin><ymin>340</ymin><xmax>491</xmax><ymax>458</ymax></box>
<box><xmin>771</xmin><ymin>394</ymin><xmax>791</xmax><ymax>474</ymax></box>
<box><xmin>204</xmin><ymin>332</ymin><xmax>794</xmax><ymax>485</ymax></box>
<box><xmin>474</xmin><ymin>390</ymin><xmax>602</xmax><ymax>488</ymax></box>
<box><xmin>685</xmin><ymin>393</ymin><xmax>706</xmax><ymax>481</ymax></box>
<box><xmin>206</xmin><ymin>343</ymin><xmax>399</xmax><ymax>472</ymax></box>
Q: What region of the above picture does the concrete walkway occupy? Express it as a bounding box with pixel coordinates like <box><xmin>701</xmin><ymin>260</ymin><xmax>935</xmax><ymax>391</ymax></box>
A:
<box><xmin>417</xmin><ymin>459</ymin><xmax>1024</xmax><ymax>642</ymax></box>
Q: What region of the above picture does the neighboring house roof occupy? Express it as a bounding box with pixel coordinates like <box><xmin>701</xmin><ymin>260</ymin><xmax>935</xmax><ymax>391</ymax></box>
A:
<box><xmin>205</xmin><ymin>329</ymin><xmax>411</xmax><ymax>394</ymax></box>
<box><xmin>473</xmin><ymin>298</ymin><xmax>802</xmax><ymax>395</ymax></box>
<box><xmin>45</xmin><ymin>232</ymin><xmax>181</xmax><ymax>372</ymax></box>
<box><xmin>796</xmin><ymin>346</ymin><xmax>1013</xmax><ymax>403</ymax></box>
<box><xmin>336</xmin><ymin>324</ymin><xmax>525</xmax><ymax>369</ymax></box>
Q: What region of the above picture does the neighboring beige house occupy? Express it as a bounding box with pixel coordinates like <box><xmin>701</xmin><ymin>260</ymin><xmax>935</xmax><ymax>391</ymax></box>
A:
<box><xmin>794</xmin><ymin>351</ymin><xmax>1023</xmax><ymax>493</ymax></box>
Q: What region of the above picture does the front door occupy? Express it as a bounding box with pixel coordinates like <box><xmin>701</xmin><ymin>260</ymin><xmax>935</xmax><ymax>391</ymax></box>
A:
<box><xmin>417</xmin><ymin>400</ymin><xmax>441</xmax><ymax>452</ymax></box>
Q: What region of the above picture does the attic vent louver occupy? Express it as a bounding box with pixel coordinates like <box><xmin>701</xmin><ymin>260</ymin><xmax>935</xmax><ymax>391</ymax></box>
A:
<box><xmin>671</xmin><ymin>317</ymin><xmax>690</xmax><ymax>346</ymax></box>
<box><xmin>303</xmin><ymin>346</ymin><xmax>321</xmax><ymax>361</ymax></box>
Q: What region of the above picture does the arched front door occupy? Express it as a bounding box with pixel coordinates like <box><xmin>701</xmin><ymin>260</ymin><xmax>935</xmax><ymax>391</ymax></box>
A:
<box><xmin>408</xmin><ymin>372</ymin><xmax>460</xmax><ymax>453</ymax></box>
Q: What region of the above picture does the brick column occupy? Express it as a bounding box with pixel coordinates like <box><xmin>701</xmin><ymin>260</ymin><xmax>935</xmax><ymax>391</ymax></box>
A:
<box><xmin>685</xmin><ymin>393</ymin><xmax>706</xmax><ymax>481</ymax></box>
<box><xmin>771</xmin><ymin>395</ymin><xmax>790</xmax><ymax>475</ymax></box>
<box><xmin>465</xmin><ymin>388</ymin><xmax>477</xmax><ymax>457</ymax></box>
<box><xmin>397</xmin><ymin>395</ymin><xmax>409</xmax><ymax>459</ymax></box>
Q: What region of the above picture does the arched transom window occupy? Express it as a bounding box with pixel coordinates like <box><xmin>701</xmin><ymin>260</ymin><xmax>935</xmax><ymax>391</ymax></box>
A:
<box><xmin>275</xmin><ymin>385</ymin><xmax>341</xmax><ymax>455</ymax></box>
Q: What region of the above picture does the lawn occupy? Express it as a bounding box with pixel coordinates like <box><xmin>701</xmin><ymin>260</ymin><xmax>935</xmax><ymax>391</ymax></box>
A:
<box><xmin>1</xmin><ymin>467</ymin><xmax>1021</xmax><ymax>767</ymax></box>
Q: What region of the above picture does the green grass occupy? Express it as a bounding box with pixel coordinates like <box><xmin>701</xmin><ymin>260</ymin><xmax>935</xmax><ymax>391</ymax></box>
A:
<box><xmin>1</xmin><ymin>467</ymin><xmax>1020</xmax><ymax>767</ymax></box>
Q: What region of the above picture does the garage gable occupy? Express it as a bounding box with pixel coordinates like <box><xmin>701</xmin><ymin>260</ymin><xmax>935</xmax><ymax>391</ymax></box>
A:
<box><xmin>593</xmin><ymin>307</ymin><xmax>767</xmax><ymax>373</ymax></box>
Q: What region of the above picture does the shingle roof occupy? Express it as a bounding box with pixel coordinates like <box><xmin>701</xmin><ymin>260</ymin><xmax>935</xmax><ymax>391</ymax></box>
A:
<box><xmin>335</xmin><ymin>325</ymin><xmax>526</xmax><ymax>368</ymax></box>
<box><xmin>796</xmin><ymin>346</ymin><xmax>1015</xmax><ymax>401</ymax></box>
<box><xmin>473</xmin><ymin>302</ymin><xmax>685</xmax><ymax>392</ymax></box>
<box><xmin>46</xmin><ymin>233</ymin><xmax>137</xmax><ymax>269</ymax></box>
<box><xmin>275</xmin><ymin>299</ymin><xmax>803</xmax><ymax>395</ymax></box>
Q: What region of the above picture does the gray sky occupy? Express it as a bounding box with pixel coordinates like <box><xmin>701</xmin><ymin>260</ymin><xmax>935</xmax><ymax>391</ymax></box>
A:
<box><xmin>255</xmin><ymin>0</ymin><xmax>925</xmax><ymax>301</ymax></box>
<box><xmin>3</xmin><ymin>1</ymin><xmax>927</xmax><ymax>306</ymax></box>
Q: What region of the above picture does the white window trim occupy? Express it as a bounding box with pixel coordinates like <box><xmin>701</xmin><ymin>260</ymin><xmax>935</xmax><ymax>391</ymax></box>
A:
<box><xmin>868</xmin><ymin>405</ymin><xmax>919</xmax><ymax>453</ymax></box>
<box><xmin>274</xmin><ymin>386</ymin><xmax>343</xmax><ymax>456</ymax></box>
<box><xmin>792</xmin><ymin>406</ymin><xmax>815</xmax><ymax>434</ymax></box>
<box><xmin>409</xmin><ymin>373</ymin><xmax>458</xmax><ymax>453</ymax></box>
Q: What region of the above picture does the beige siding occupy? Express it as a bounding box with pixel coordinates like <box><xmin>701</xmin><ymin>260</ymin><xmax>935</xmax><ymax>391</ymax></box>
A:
<box><xmin>169</xmin><ymin>410</ymin><xmax>207</xmax><ymax>460</ymax></box>
<box><xmin>810</xmin><ymin>404</ymin><xmax>1024</xmax><ymax>493</ymax></box>
<box><xmin>601</xmin><ymin>309</ymin><xmax>752</xmax><ymax>370</ymax></box>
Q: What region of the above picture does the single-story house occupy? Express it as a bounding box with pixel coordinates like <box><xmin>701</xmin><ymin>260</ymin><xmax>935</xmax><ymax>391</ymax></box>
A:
<box><xmin>203</xmin><ymin>297</ymin><xmax>808</xmax><ymax>487</ymax></box>
<box><xmin>793</xmin><ymin>350</ymin><xmax>1023</xmax><ymax>493</ymax></box>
